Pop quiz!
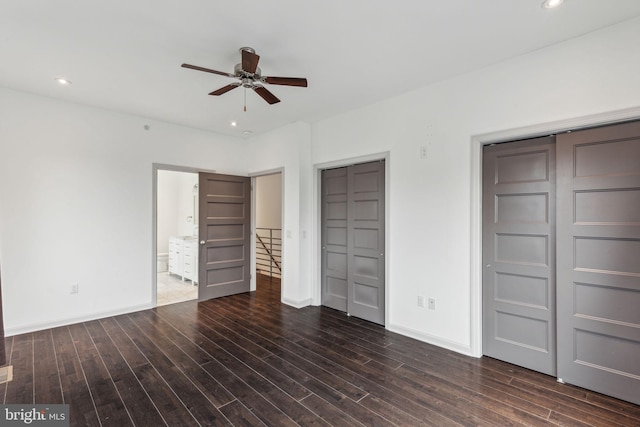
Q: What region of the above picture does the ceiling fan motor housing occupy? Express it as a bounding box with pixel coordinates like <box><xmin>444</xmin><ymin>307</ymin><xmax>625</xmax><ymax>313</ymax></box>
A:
<box><xmin>234</xmin><ymin>63</ymin><xmax>261</xmax><ymax>79</ymax></box>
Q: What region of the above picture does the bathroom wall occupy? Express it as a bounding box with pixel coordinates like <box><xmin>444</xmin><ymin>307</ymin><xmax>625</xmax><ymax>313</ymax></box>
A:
<box><xmin>157</xmin><ymin>170</ymin><xmax>198</xmax><ymax>254</ymax></box>
<box><xmin>175</xmin><ymin>172</ymin><xmax>199</xmax><ymax>237</ymax></box>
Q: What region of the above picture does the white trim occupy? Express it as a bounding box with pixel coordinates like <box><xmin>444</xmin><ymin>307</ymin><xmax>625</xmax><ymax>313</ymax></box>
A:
<box><xmin>469</xmin><ymin>106</ymin><xmax>640</xmax><ymax>358</ymax></box>
<box><xmin>312</xmin><ymin>151</ymin><xmax>391</xmax><ymax>326</ymax></box>
<box><xmin>249</xmin><ymin>167</ymin><xmax>284</xmax><ymax>177</ymax></box>
<box><xmin>250</xmin><ymin>168</ymin><xmax>285</xmax><ymax>298</ymax></box>
<box><xmin>5</xmin><ymin>303</ymin><xmax>152</xmax><ymax>337</ymax></box>
<box><xmin>282</xmin><ymin>297</ymin><xmax>312</xmax><ymax>309</ymax></box>
<box><xmin>250</xmin><ymin>176</ymin><xmax>257</xmax><ymax>292</ymax></box>
<box><xmin>387</xmin><ymin>323</ymin><xmax>472</xmax><ymax>356</ymax></box>
<box><xmin>152</xmin><ymin>163</ymin><xmax>214</xmax><ymax>307</ymax></box>
<box><xmin>153</xmin><ymin>163</ymin><xmax>216</xmax><ymax>175</ymax></box>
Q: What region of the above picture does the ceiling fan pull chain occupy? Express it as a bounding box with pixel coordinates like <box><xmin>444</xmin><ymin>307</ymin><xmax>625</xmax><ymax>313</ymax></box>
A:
<box><xmin>244</xmin><ymin>87</ymin><xmax>247</xmax><ymax>112</ymax></box>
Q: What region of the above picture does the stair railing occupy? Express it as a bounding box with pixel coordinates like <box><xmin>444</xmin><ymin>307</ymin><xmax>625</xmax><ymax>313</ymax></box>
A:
<box><xmin>256</xmin><ymin>228</ymin><xmax>282</xmax><ymax>278</ymax></box>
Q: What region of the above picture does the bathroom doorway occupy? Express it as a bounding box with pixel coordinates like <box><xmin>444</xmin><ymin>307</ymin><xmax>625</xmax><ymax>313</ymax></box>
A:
<box><xmin>156</xmin><ymin>169</ymin><xmax>199</xmax><ymax>305</ymax></box>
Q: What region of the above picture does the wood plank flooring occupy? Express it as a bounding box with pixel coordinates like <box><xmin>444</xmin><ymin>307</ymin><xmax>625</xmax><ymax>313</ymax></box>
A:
<box><xmin>2</xmin><ymin>275</ymin><xmax>639</xmax><ymax>426</ymax></box>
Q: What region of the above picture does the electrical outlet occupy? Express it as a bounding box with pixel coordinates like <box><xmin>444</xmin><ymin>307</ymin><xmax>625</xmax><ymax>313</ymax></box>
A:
<box><xmin>428</xmin><ymin>298</ymin><xmax>436</xmax><ymax>310</ymax></box>
<box><xmin>71</xmin><ymin>283</ymin><xmax>79</xmax><ymax>294</ymax></box>
<box><xmin>417</xmin><ymin>296</ymin><xmax>425</xmax><ymax>308</ymax></box>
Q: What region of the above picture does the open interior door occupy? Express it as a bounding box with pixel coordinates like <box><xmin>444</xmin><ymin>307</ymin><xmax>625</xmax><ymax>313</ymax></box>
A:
<box><xmin>198</xmin><ymin>172</ymin><xmax>251</xmax><ymax>301</ymax></box>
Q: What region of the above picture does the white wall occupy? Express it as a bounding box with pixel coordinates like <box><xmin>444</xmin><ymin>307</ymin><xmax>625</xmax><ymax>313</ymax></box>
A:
<box><xmin>255</xmin><ymin>173</ymin><xmax>282</xmax><ymax>230</ymax></box>
<box><xmin>1</xmin><ymin>17</ymin><xmax>639</xmax><ymax>357</ymax></box>
<box><xmin>0</xmin><ymin>88</ymin><xmax>247</xmax><ymax>335</ymax></box>
<box><xmin>175</xmin><ymin>172</ymin><xmax>199</xmax><ymax>237</ymax></box>
<box><xmin>156</xmin><ymin>170</ymin><xmax>199</xmax><ymax>255</ymax></box>
<box><xmin>310</xmin><ymin>17</ymin><xmax>640</xmax><ymax>355</ymax></box>
<box><xmin>156</xmin><ymin>171</ymin><xmax>179</xmax><ymax>254</ymax></box>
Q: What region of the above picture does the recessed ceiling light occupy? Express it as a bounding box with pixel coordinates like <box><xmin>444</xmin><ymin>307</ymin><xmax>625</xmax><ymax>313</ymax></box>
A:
<box><xmin>230</xmin><ymin>121</ymin><xmax>237</xmax><ymax>127</ymax></box>
<box><xmin>55</xmin><ymin>77</ymin><xmax>72</xmax><ymax>85</ymax></box>
<box><xmin>243</xmin><ymin>131</ymin><xmax>253</xmax><ymax>136</ymax></box>
<box><xmin>542</xmin><ymin>0</ymin><xmax>564</xmax><ymax>9</ymax></box>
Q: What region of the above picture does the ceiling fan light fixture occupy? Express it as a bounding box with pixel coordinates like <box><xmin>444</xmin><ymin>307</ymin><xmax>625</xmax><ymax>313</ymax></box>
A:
<box><xmin>182</xmin><ymin>47</ymin><xmax>307</xmax><ymax>109</ymax></box>
<box><xmin>542</xmin><ymin>0</ymin><xmax>564</xmax><ymax>9</ymax></box>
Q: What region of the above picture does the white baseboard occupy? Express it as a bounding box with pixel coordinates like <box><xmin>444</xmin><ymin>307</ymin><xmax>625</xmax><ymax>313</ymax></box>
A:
<box><xmin>281</xmin><ymin>297</ymin><xmax>312</xmax><ymax>309</ymax></box>
<box><xmin>5</xmin><ymin>303</ymin><xmax>153</xmax><ymax>337</ymax></box>
<box><xmin>387</xmin><ymin>322</ymin><xmax>477</xmax><ymax>357</ymax></box>
<box><xmin>6</xmin><ymin>300</ymin><xmax>474</xmax><ymax>361</ymax></box>
<box><xmin>276</xmin><ymin>299</ymin><xmax>477</xmax><ymax>357</ymax></box>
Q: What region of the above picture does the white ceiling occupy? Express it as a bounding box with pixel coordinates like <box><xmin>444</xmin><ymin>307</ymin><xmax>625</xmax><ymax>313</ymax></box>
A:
<box><xmin>2</xmin><ymin>1</ymin><xmax>640</xmax><ymax>138</ymax></box>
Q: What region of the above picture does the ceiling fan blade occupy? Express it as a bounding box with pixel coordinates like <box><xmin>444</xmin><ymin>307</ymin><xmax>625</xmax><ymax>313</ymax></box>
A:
<box><xmin>181</xmin><ymin>63</ymin><xmax>234</xmax><ymax>78</ymax></box>
<box><xmin>209</xmin><ymin>83</ymin><xmax>240</xmax><ymax>96</ymax></box>
<box><xmin>263</xmin><ymin>76</ymin><xmax>308</xmax><ymax>87</ymax></box>
<box><xmin>253</xmin><ymin>86</ymin><xmax>280</xmax><ymax>105</ymax></box>
<box><xmin>242</xmin><ymin>49</ymin><xmax>260</xmax><ymax>74</ymax></box>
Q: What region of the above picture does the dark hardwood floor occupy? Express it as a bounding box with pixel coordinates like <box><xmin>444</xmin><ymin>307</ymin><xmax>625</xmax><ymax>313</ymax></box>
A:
<box><xmin>2</xmin><ymin>274</ymin><xmax>639</xmax><ymax>426</ymax></box>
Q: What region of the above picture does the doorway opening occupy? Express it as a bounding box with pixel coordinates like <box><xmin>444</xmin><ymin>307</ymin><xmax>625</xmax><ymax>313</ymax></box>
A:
<box><xmin>153</xmin><ymin>166</ymin><xmax>259</xmax><ymax>306</ymax></box>
<box><xmin>254</xmin><ymin>173</ymin><xmax>283</xmax><ymax>297</ymax></box>
<box><xmin>156</xmin><ymin>169</ymin><xmax>199</xmax><ymax>306</ymax></box>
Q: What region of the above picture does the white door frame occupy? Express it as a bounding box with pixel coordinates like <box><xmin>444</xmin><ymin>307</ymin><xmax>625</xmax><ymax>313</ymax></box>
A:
<box><xmin>312</xmin><ymin>151</ymin><xmax>390</xmax><ymax>326</ymax></box>
<box><xmin>469</xmin><ymin>106</ymin><xmax>640</xmax><ymax>357</ymax></box>
<box><xmin>249</xmin><ymin>167</ymin><xmax>285</xmax><ymax>296</ymax></box>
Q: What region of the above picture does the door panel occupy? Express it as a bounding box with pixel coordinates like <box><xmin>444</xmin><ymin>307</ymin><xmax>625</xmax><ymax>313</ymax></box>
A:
<box><xmin>321</xmin><ymin>161</ymin><xmax>385</xmax><ymax>325</ymax></box>
<box><xmin>321</xmin><ymin>167</ymin><xmax>348</xmax><ymax>311</ymax></box>
<box><xmin>557</xmin><ymin>121</ymin><xmax>640</xmax><ymax>405</ymax></box>
<box><xmin>348</xmin><ymin>161</ymin><xmax>385</xmax><ymax>325</ymax></box>
<box><xmin>483</xmin><ymin>137</ymin><xmax>556</xmax><ymax>376</ymax></box>
<box><xmin>198</xmin><ymin>172</ymin><xmax>251</xmax><ymax>301</ymax></box>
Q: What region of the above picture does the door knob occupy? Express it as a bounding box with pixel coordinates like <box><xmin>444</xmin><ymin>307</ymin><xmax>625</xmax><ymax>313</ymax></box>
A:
<box><xmin>486</xmin><ymin>264</ymin><xmax>492</xmax><ymax>268</ymax></box>
<box><xmin>200</xmin><ymin>240</ymin><xmax>205</xmax><ymax>245</ymax></box>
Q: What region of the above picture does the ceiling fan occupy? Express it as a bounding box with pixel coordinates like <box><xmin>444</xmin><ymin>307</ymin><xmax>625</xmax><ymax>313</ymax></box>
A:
<box><xmin>182</xmin><ymin>47</ymin><xmax>308</xmax><ymax>109</ymax></box>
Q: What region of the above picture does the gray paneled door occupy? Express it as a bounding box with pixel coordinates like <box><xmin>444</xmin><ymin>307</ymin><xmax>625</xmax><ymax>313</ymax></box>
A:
<box><xmin>321</xmin><ymin>160</ymin><xmax>385</xmax><ymax>325</ymax></box>
<box><xmin>556</xmin><ymin>121</ymin><xmax>640</xmax><ymax>405</ymax></box>
<box><xmin>321</xmin><ymin>167</ymin><xmax>349</xmax><ymax>312</ymax></box>
<box><xmin>348</xmin><ymin>161</ymin><xmax>385</xmax><ymax>324</ymax></box>
<box><xmin>483</xmin><ymin>137</ymin><xmax>557</xmax><ymax>376</ymax></box>
<box><xmin>198</xmin><ymin>172</ymin><xmax>251</xmax><ymax>301</ymax></box>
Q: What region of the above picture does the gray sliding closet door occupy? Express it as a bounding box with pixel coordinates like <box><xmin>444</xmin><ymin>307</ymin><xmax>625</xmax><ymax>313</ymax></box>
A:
<box><xmin>556</xmin><ymin>121</ymin><xmax>640</xmax><ymax>405</ymax></box>
<box><xmin>483</xmin><ymin>137</ymin><xmax>557</xmax><ymax>376</ymax></box>
<box><xmin>321</xmin><ymin>167</ymin><xmax>349</xmax><ymax>312</ymax></box>
<box><xmin>321</xmin><ymin>160</ymin><xmax>385</xmax><ymax>325</ymax></box>
<box><xmin>347</xmin><ymin>161</ymin><xmax>385</xmax><ymax>325</ymax></box>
